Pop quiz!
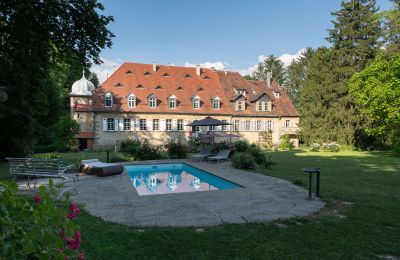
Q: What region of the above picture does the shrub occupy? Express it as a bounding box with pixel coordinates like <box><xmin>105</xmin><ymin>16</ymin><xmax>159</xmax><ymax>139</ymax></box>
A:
<box><xmin>0</xmin><ymin>180</ymin><xmax>83</xmax><ymax>259</ymax></box>
<box><xmin>234</xmin><ymin>140</ymin><xmax>249</xmax><ymax>152</ymax></box>
<box><xmin>167</xmin><ymin>138</ymin><xmax>188</xmax><ymax>159</ymax></box>
<box><xmin>34</xmin><ymin>153</ymin><xmax>63</xmax><ymax>159</ymax></box>
<box><xmin>49</xmin><ymin>115</ymin><xmax>79</xmax><ymax>152</ymax></box>
<box><xmin>391</xmin><ymin>139</ymin><xmax>400</xmax><ymax>156</ymax></box>
<box><xmin>120</xmin><ymin>139</ymin><xmax>141</xmax><ymax>157</ymax></box>
<box><xmin>188</xmin><ymin>136</ymin><xmax>201</xmax><ymax>153</ymax></box>
<box><xmin>211</xmin><ymin>141</ymin><xmax>232</xmax><ymax>154</ymax></box>
<box><xmin>247</xmin><ymin>144</ymin><xmax>265</xmax><ymax>164</ymax></box>
<box><xmin>309</xmin><ymin>143</ymin><xmax>321</xmax><ymax>152</ymax></box>
<box><xmin>120</xmin><ymin>139</ymin><xmax>161</xmax><ymax>160</ymax></box>
<box><xmin>321</xmin><ymin>142</ymin><xmax>340</xmax><ymax>152</ymax></box>
<box><xmin>279</xmin><ymin>134</ymin><xmax>294</xmax><ymax>150</ymax></box>
<box><xmin>261</xmin><ymin>154</ymin><xmax>273</xmax><ymax>169</ymax></box>
<box><xmin>231</xmin><ymin>152</ymin><xmax>256</xmax><ymax>169</ymax></box>
<box><xmin>109</xmin><ymin>154</ymin><xmax>129</xmax><ymax>163</ymax></box>
<box><xmin>259</xmin><ymin>131</ymin><xmax>273</xmax><ymax>148</ymax></box>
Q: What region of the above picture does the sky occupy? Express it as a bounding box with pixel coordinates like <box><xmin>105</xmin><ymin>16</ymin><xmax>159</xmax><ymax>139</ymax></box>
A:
<box><xmin>92</xmin><ymin>0</ymin><xmax>393</xmax><ymax>83</ymax></box>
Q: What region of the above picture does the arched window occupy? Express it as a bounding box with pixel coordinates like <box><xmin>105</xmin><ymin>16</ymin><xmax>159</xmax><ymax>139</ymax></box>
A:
<box><xmin>168</xmin><ymin>95</ymin><xmax>177</xmax><ymax>109</ymax></box>
<box><xmin>127</xmin><ymin>94</ymin><xmax>136</xmax><ymax>108</ymax></box>
<box><xmin>212</xmin><ymin>96</ymin><xmax>221</xmax><ymax>110</ymax></box>
<box><xmin>192</xmin><ymin>95</ymin><xmax>200</xmax><ymax>109</ymax></box>
<box><xmin>105</xmin><ymin>93</ymin><xmax>113</xmax><ymax>107</ymax></box>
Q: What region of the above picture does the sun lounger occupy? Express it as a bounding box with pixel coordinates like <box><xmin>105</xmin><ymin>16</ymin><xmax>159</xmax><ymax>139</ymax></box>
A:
<box><xmin>191</xmin><ymin>147</ymin><xmax>213</xmax><ymax>161</ymax></box>
<box><xmin>207</xmin><ymin>149</ymin><xmax>231</xmax><ymax>164</ymax></box>
<box><xmin>79</xmin><ymin>159</ymin><xmax>123</xmax><ymax>177</ymax></box>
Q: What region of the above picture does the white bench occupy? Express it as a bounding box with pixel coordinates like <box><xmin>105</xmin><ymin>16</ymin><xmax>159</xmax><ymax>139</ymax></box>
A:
<box><xmin>6</xmin><ymin>157</ymin><xmax>78</xmax><ymax>197</ymax></box>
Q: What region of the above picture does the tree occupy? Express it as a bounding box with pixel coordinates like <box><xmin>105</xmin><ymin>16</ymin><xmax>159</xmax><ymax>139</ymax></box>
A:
<box><xmin>285</xmin><ymin>48</ymin><xmax>314</xmax><ymax>108</ymax></box>
<box><xmin>382</xmin><ymin>0</ymin><xmax>400</xmax><ymax>53</ymax></box>
<box><xmin>0</xmin><ymin>0</ymin><xmax>114</xmax><ymax>158</ymax></box>
<box><xmin>299</xmin><ymin>0</ymin><xmax>382</xmax><ymax>146</ymax></box>
<box><xmin>349</xmin><ymin>54</ymin><xmax>400</xmax><ymax>150</ymax></box>
<box><xmin>252</xmin><ymin>55</ymin><xmax>286</xmax><ymax>85</ymax></box>
<box><xmin>50</xmin><ymin>115</ymin><xmax>80</xmax><ymax>152</ymax></box>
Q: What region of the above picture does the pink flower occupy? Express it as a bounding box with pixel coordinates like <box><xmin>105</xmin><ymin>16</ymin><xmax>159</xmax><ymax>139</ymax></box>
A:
<box><xmin>59</xmin><ymin>229</ymin><xmax>65</xmax><ymax>238</ymax></box>
<box><xmin>75</xmin><ymin>231</ymin><xmax>81</xmax><ymax>242</ymax></box>
<box><xmin>34</xmin><ymin>195</ymin><xmax>41</xmax><ymax>204</ymax></box>
<box><xmin>67</xmin><ymin>202</ymin><xmax>81</xmax><ymax>219</ymax></box>
<box><xmin>77</xmin><ymin>252</ymin><xmax>84</xmax><ymax>260</ymax></box>
<box><xmin>57</xmin><ymin>247</ymin><xmax>65</xmax><ymax>254</ymax></box>
<box><xmin>65</xmin><ymin>256</ymin><xmax>70</xmax><ymax>260</ymax></box>
<box><xmin>70</xmin><ymin>202</ymin><xmax>77</xmax><ymax>211</ymax></box>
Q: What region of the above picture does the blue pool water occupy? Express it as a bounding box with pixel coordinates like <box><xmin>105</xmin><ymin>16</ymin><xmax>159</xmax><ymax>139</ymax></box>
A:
<box><xmin>125</xmin><ymin>163</ymin><xmax>240</xmax><ymax>196</ymax></box>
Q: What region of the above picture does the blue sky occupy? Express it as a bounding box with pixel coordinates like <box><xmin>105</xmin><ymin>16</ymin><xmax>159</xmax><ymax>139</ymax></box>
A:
<box><xmin>93</xmin><ymin>0</ymin><xmax>392</xmax><ymax>82</ymax></box>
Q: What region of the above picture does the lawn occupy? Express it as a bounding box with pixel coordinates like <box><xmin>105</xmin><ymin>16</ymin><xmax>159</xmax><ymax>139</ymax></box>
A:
<box><xmin>75</xmin><ymin>150</ymin><xmax>400</xmax><ymax>259</ymax></box>
<box><xmin>2</xmin><ymin>150</ymin><xmax>399</xmax><ymax>259</ymax></box>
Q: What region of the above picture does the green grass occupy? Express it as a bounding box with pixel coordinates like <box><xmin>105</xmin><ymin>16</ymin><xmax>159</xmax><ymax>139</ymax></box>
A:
<box><xmin>74</xmin><ymin>150</ymin><xmax>400</xmax><ymax>259</ymax></box>
<box><xmin>2</xmin><ymin>150</ymin><xmax>400</xmax><ymax>259</ymax></box>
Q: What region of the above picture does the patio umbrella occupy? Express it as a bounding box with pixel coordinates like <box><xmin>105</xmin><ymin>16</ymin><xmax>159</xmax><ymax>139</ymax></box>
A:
<box><xmin>186</xmin><ymin>116</ymin><xmax>232</xmax><ymax>145</ymax></box>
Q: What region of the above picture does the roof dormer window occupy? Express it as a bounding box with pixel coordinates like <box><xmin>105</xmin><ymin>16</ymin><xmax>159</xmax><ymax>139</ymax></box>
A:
<box><xmin>192</xmin><ymin>95</ymin><xmax>200</xmax><ymax>109</ymax></box>
<box><xmin>203</xmin><ymin>75</ymin><xmax>210</xmax><ymax>79</ymax></box>
<box><xmin>237</xmin><ymin>89</ymin><xmax>246</xmax><ymax>96</ymax></box>
<box><xmin>136</xmin><ymin>84</ymin><xmax>144</xmax><ymax>89</ymax></box>
<box><xmin>176</xmin><ymin>86</ymin><xmax>184</xmax><ymax>91</ymax></box>
<box><xmin>163</xmin><ymin>73</ymin><xmax>170</xmax><ymax>78</ymax></box>
<box><xmin>212</xmin><ymin>96</ymin><xmax>221</xmax><ymax>110</ymax></box>
<box><xmin>148</xmin><ymin>94</ymin><xmax>157</xmax><ymax>108</ymax></box>
<box><xmin>257</xmin><ymin>101</ymin><xmax>270</xmax><ymax>111</ymax></box>
<box><xmin>274</xmin><ymin>92</ymin><xmax>280</xmax><ymax>98</ymax></box>
<box><xmin>185</xmin><ymin>74</ymin><xmax>191</xmax><ymax>78</ymax></box>
<box><xmin>155</xmin><ymin>85</ymin><xmax>162</xmax><ymax>90</ymax></box>
<box><xmin>125</xmin><ymin>70</ymin><xmax>133</xmax><ymax>75</ymax></box>
<box><xmin>115</xmin><ymin>83</ymin><xmax>123</xmax><ymax>87</ymax></box>
<box><xmin>197</xmin><ymin>87</ymin><xmax>204</xmax><ymax>92</ymax></box>
<box><xmin>127</xmin><ymin>93</ymin><xmax>136</xmax><ymax>108</ymax></box>
<box><xmin>105</xmin><ymin>93</ymin><xmax>113</xmax><ymax>107</ymax></box>
<box><xmin>168</xmin><ymin>95</ymin><xmax>177</xmax><ymax>109</ymax></box>
<box><xmin>144</xmin><ymin>71</ymin><xmax>151</xmax><ymax>76</ymax></box>
<box><xmin>236</xmin><ymin>100</ymin><xmax>245</xmax><ymax>111</ymax></box>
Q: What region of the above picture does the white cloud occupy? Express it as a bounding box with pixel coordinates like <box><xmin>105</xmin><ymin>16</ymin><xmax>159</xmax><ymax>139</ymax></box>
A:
<box><xmin>90</xmin><ymin>57</ymin><xmax>122</xmax><ymax>84</ymax></box>
<box><xmin>184</xmin><ymin>61</ymin><xmax>229</xmax><ymax>70</ymax></box>
<box><xmin>234</xmin><ymin>48</ymin><xmax>307</xmax><ymax>76</ymax></box>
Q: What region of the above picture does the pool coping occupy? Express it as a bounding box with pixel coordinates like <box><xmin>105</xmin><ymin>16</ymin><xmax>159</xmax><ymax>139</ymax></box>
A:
<box><xmin>70</xmin><ymin>159</ymin><xmax>325</xmax><ymax>227</ymax></box>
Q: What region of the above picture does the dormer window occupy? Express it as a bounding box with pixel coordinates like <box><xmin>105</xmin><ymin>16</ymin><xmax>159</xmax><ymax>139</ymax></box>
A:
<box><xmin>105</xmin><ymin>93</ymin><xmax>113</xmax><ymax>107</ymax></box>
<box><xmin>197</xmin><ymin>87</ymin><xmax>204</xmax><ymax>92</ymax></box>
<box><xmin>257</xmin><ymin>101</ymin><xmax>270</xmax><ymax>111</ymax></box>
<box><xmin>203</xmin><ymin>75</ymin><xmax>210</xmax><ymax>79</ymax></box>
<box><xmin>136</xmin><ymin>84</ymin><xmax>144</xmax><ymax>89</ymax></box>
<box><xmin>237</xmin><ymin>89</ymin><xmax>246</xmax><ymax>96</ymax></box>
<box><xmin>163</xmin><ymin>73</ymin><xmax>170</xmax><ymax>78</ymax></box>
<box><xmin>144</xmin><ymin>71</ymin><xmax>151</xmax><ymax>76</ymax></box>
<box><xmin>212</xmin><ymin>96</ymin><xmax>221</xmax><ymax>110</ymax></box>
<box><xmin>148</xmin><ymin>94</ymin><xmax>157</xmax><ymax>108</ymax></box>
<box><xmin>168</xmin><ymin>95</ymin><xmax>177</xmax><ymax>109</ymax></box>
<box><xmin>236</xmin><ymin>100</ymin><xmax>245</xmax><ymax>111</ymax></box>
<box><xmin>125</xmin><ymin>70</ymin><xmax>133</xmax><ymax>75</ymax></box>
<box><xmin>192</xmin><ymin>95</ymin><xmax>200</xmax><ymax>109</ymax></box>
<box><xmin>127</xmin><ymin>94</ymin><xmax>136</xmax><ymax>108</ymax></box>
<box><xmin>176</xmin><ymin>86</ymin><xmax>184</xmax><ymax>91</ymax></box>
<box><xmin>115</xmin><ymin>83</ymin><xmax>123</xmax><ymax>87</ymax></box>
<box><xmin>155</xmin><ymin>85</ymin><xmax>162</xmax><ymax>90</ymax></box>
<box><xmin>274</xmin><ymin>92</ymin><xmax>280</xmax><ymax>98</ymax></box>
<box><xmin>185</xmin><ymin>74</ymin><xmax>191</xmax><ymax>78</ymax></box>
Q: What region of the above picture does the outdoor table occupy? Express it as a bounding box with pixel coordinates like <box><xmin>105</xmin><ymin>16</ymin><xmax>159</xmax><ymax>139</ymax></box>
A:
<box><xmin>301</xmin><ymin>168</ymin><xmax>321</xmax><ymax>199</ymax></box>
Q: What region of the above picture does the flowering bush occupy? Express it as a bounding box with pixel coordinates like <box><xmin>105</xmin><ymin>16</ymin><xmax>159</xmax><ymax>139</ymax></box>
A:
<box><xmin>279</xmin><ymin>134</ymin><xmax>294</xmax><ymax>151</ymax></box>
<box><xmin>309</xmin><ymin>142</ymin><xmax>340</xmax><ymax>152</ymax></box>
<box><xmin>167</xmin><ymin>138</ymin><xmax>188</xmax><ymax>159</ymax></box>
<box><xmin>0</xmin><ymin>180</ymin><xmax>84</xmax><ymax>259</ymax></box>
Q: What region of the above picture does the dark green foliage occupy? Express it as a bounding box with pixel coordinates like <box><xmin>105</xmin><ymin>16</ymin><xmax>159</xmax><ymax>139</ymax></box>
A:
<box><xmin>120</xmin><ymin>139</ymin><xmax>161</xmax><ymax>160</ymax></box>
<box><xmin>285</xmin><ymin>48</ymin><xmax>314</xmax><ymax>108</ymax></box>
<box><xmin>109</xmin><ymin>154</ymin><xmax>129</xmax><ymax>163</ymax></box>
<box><xmin>382</xmin><ymin>0</ymin><xmax>400</xmax><ymax>53</ymax></box>
<box><xmin>210</xmin><ymin>141</ymin><xmax>232</xmax><ymax>154</ymax></box>
<box><xmin>247</xmin><ymin>144</ymin><xmax>264</xmax><ymax>164</ymax></box>
<box><xmin>231</xmin><ymin>152</ymin><xmax>256</xmax><ymax>169</ymax></box>
<box><xmin>167</xmin><ymin>139</ymin><xmax>188</xmax><ymax>159</ymax></box>
<box><xmin>0</xmin><ymin>0</ymin><xmax>114</xmax><ymax>158</ymax></box>
<box><xmin>234</xmin><ymin>140</ymin><xmax>249</xmax><ymax>153</ymax></box>
<box><xmin>49</xmin><ymin>115</ymin><xmax>79</xmax><ymax>152</ymax></box>
<box><xmin>252</xmin><ymin>55</ymin><xmax>286</xmax><ymax>85</ymax></box>
<box><xmin>279</xmin><ymin>134</ymin><xmax>294</xmax><ymax>151</ymax></box>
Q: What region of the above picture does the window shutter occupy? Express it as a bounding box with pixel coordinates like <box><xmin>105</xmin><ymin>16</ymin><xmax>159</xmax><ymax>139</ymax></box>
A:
<box><xmin>147</xmin><ymin>119</ymin><xmax>153</xmax><ymax>131</ymax></box>
<box><xmin>103</xmin><ymin>118</ymin><xmax>107</xmax><ymax>132</ymax></box>
<box><xmin>160</xmin><ymin>119</ymin><xmax>166</xmax><ymax>131</ymax></box>
<box><xmin>184</xmin><ymin>120</ymin><xmax>190</xmax><ymax>132</ymax></box>
<box><xmin>135</xmin><ymin>118</ymin><xmax>140</xmax><ymax>131</ymax></box>
<box><xmin>119</xmin><ymin>118</ymin><xmax>124</xmax><ymax>131</ymax></box>
<box><xmin>262</xmin><ymin>120</ymin><xmax>266</xmax><ymax>131</ymax></box>
<box><xmin>130</xmin><ymin>118</ymin><xmax>135</xmax><ymax>131</ymax></box>
<box><xmin>250</xmin><ymin>120</ymin><xmax>255</xmax><ymax>131</ymax></box>
<box><xmin>114</xmin><ymin>118</ymin><xmax>119</xmax><ymax>131</ymax></box>
<box><xmin>172</xmin><ymin>119</ymin><xmax>177</xmax><ymax>131</ymax></box>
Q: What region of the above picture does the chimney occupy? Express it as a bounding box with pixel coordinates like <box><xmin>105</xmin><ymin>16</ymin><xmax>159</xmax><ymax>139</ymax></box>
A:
<box><xmin>266</xmin><ymin>71</ymin><xmax>272</xmax><ymax>87</ymax></box>
<box><xmin>196</xmin><ymin>65</ymin><xmax>201</xmax><ymax>76</ymax></box>
<box><xmin>224</xmin><ymin>67</ymin><xmax>229</xmax><ymax>75</ymax></box>
<box><xmin>153</xmin><ymin>62</ymin><xmax>157</xmax><ymax>72</ymax></box>
<box><xmin>112</xmin><ymin>66</ymin><xmax>117</xmax><ymax>72</ymax></box>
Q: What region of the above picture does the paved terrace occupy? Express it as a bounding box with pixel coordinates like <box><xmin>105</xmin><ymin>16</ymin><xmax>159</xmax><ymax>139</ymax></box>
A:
<box><xmin>64</xmin><ymin>160</ymin><xmax>325</xmax><ymax>227</ymax></box>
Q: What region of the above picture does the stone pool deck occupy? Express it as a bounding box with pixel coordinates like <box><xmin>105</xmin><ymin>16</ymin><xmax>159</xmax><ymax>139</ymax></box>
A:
<box><xmin>66</xmin><ymin>159</ymin><xmax>325</xmax><ymax>227</ymax></box>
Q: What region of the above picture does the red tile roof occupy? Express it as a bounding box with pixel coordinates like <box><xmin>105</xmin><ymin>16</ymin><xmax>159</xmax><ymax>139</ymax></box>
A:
<box><xmin>88</xmin><ymin>62</ymin><xmax>298</xmax><ymax>117</ymax></box>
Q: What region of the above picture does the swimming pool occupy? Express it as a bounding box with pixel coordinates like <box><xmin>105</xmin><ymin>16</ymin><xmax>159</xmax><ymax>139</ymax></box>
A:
<box><xmin>125</xmin><ymin>163</ymin><xmax>240</xmax><ymax>196</ymax></box>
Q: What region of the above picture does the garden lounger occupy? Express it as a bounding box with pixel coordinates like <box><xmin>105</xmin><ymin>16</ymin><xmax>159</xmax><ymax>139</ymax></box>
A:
<box><xmin>191</xmin><ymin>147</ymin><xmax>212</xmax><ymax>161</ymax></box>
<box><xmin>207</xmin><ymin>149</ymin><xmax>231</xmax><ymax>164</ymax></box>
<box><xmin>79</xmin><ymin>159</ymin><xmax>123</xmax><ymax>177</ymax></box>
<box><xmin>6</xmin><ymin>157</ymin><xmax>77</xmax><ymax>198</ymax></box>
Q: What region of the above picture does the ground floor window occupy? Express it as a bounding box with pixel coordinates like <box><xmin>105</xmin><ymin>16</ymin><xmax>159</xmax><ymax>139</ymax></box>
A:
<box><xmin>166</xmin><ymin>119</ymin><xmax>172</xmax><ymax>131</ymax></box>
<box><xmin>140</xmin><ymin>119</ymin><xmax>147</xmax><ymax>131</ymax></box>
<box><xmin>123</xmin><ymin>119</ymin><xmax>130</xmax><ymax>131</ymax></box>
<box><xmin>153</xmin><ymin>119</ymin><xmax>159</xmax><ymax>131</ymax></box>
<box><xmin>234</xmin><ymin>120</ymin><xmax>240</xmax><ymax>131</ymax></box>
<box><xmin>245</xmin><ymin>120</ymin><xmax>251</xmax><ymax>131</ymax></box>
<box><xmin>266</xmin><ymin>120</ymin><xmax>273</xmax><ymax>131</ymax></box>
<box><xmin>194</xmin><ymin>126</ymin><xmax>200</xmax><ymax>132</ymax></box>
<box><xmin>177</xmin><ymin>119</ymin><xmax>183</xmax><ymax>131</ymax></box>
<box><xmin>284</xmin><ymin>120</ymin><xmax>290</xmax><ymax>127</ymax></box>
<box><xmin>209</xmin><ymin>125</ymin><xmax>215</xmax><ymax>131</ymax></box>
<box><xmin>107</xmin><ymin>118</ymin><xmax>115</xmax><ymax>131</ymax></box>
<box><xmin>222</xmin><ymin>120</ymin><xmax>227</xmax><ymax>131</ymax></box>
<box><xmin>256</xmin><ymin>120</ymin><xmax>261</xmax><ymax>131</ymax></box>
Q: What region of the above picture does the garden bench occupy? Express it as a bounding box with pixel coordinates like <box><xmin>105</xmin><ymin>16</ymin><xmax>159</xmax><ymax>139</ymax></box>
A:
<box><xmin>6</xmin><ymin>157</ymin><xmax>78</xmax><ymax>198</ymax></box>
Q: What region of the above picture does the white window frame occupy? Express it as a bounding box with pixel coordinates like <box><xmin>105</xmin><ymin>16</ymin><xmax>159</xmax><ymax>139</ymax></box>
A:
<box><xmin>212</xmin><ymin>99</ymin><xmax>220</xmax><ymax>110</ymax></box>
<box><xmin>105</xmin><ymin>93</ymin><xmax>113</xmax><ymax>107</ymax></box>
<box><xmin>123</xmin><ymin>119</ymin><xmax>130</xmax><ymax>131</ymax></box>
<box><xmin>274</xmin><ymin>92</ymin><xmax>280</xmax><ymax>98</ymax></box>
<box><xmin>149</xmin><ymin>97</ymin><xmax>157</xmax><ymax>108</ymax></box>
<box><xmin>169</xmin><ymin>98</ymin><xmax>177</xmax><ymax>109</ymax></box>
<box><xmin>237</xmin><ymin>101</ymin><xmax>244</xmax><ymax>111</ymax></box>
<box><xmin>193</xmin><ymin>98</ymin><xmax>200</xmax><ymax>109</ymax></box>
<box><xmin>222</xmin><ymin>120</ymin><xmax>227</xmax><ymax>131</ymax></box>
<box><xmin>234</xmin><ymin>120</ymin><xmax>240</xmax><ymax>131</ymax></box>
<box><xmin>107</xmin><ymin>118</ymin><xmax>115</xmax><ymax>131</ymax></box>
<box><xmin>166</xmin><ymin>119</ymin><xmax>172</xmax><ymax>131</ymax></box>
<box><xmin>127</xmin><ymin>95</ymin><xmax>136</xmax><ymax>108</ymax></box>
<box><xmin>209</xmin><ymin>125</ymin><xmax>216</xmax><ymax>131</ymax></box>
<box><xmin>177</xmin><ymin>119</ymin><xmax>183</xmax><ymax>131</ymax></box>
<box><xmin>284</xmin><ymin>120</ymin><xmax>290</xmax><ymax>128</ymax></box>
<box><xmin>140</xmin><ymin>119</ymin><xmax>147</xmax><ymax>131</ymax></box>
<box><xmin>266</xmin><ymin>120</ymin><xmax>273</xmax><ymax>131</ymax></box>
<box><xmin>153</xmin><ymin>119</ymin><xmax>159</xmax><ymax>131</ymax></box>
<box><xmin>245</xmin><ymin>120</ymin><xmax>251</xmax><ymax>131</ymax></box>
<box><xmin>256</xmin><ymin>120</ymin><xmax>262</xmax><ymax>131</ymax></box>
